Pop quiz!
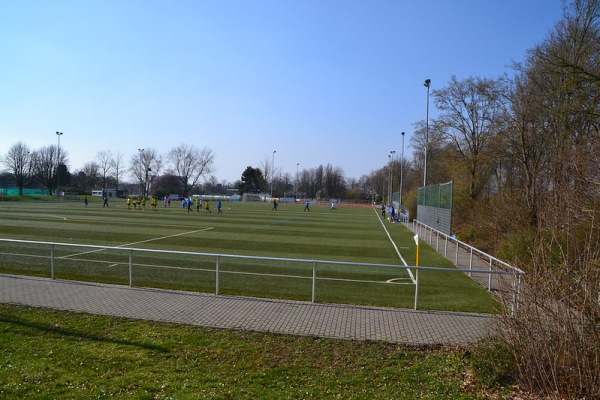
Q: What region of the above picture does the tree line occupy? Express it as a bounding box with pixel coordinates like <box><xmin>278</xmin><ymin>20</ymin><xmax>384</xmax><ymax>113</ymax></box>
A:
<box><xmin>1</xmin><ymin>143</ymin><xmax>216</xmax><ymax>199</ymax></box>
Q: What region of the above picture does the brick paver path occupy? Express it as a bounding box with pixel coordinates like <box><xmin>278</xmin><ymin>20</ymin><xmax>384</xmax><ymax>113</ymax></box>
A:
<box><xmin>1</xmin><ymin>274</ymin><xmax>495</xmax><ymax>346</ymax></box>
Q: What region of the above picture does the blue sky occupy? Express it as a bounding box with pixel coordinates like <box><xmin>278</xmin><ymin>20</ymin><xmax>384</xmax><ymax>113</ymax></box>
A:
<box><xmin>0</xmin><ymin>0</ymin><xmax>564</xmax><ymax>183</ymax></box>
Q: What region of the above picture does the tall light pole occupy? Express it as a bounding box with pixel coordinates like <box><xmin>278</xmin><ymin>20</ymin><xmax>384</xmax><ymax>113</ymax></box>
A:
<box><xmin>295</xmin><ymin>162</ymin><xmax>299</xmax><ymax>200</ymax></box>
<box><xmin>390</xmin><ymin>150</ymin><xmax>396</xmax><ymax>205</ymax></box>
<box><xmin>55</xmin><ymin>131</ymin><xmax>63</xmax><ymax>199</ymax></box>
<box><xmin>387</xmin><ymin>154</ymin><xmax>391</xmax><ymax>205</ymax></box>
<box><xmin>270</xmin><ymin>150</ymin><xmax>276</xmax><ymax>198</ymax></box>
<box><xmin>423</xmin><ymin>79</ymin><xmax>431</xmax><ymax>187</ymax></box>
<box><xmin>400</xmin><ymin>131</ymin><xmax>405</xmax><ymax>209</ymax></box>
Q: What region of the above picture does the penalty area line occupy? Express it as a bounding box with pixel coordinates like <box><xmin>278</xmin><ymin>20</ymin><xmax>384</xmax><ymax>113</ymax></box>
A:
<box><xmin>60</xmin><ymin>227</ymin><xmax>214</xmax><ymax>259</ymax></box>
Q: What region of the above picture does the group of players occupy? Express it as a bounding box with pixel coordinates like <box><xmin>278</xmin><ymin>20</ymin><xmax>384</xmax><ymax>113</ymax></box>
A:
<box><xmin>126</xmin><ymin>196</ymin><xmax>159</xmax><ymax>211</ymax></box>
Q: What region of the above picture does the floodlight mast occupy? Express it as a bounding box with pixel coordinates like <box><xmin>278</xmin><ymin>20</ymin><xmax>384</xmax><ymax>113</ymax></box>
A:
<box><xmin>400</xmin><ymin>131</ymin><xmax>405</xmax><ymax>208</ymax></box>
<box><xmin>389</xmin><ymin>150</ymin><xmax>396</xmax><ymax>206</ymax></box>
<box><xmin>423</xmin><ymin>79</ymin><xmax>431</xmax><ymax>188</ymax></box>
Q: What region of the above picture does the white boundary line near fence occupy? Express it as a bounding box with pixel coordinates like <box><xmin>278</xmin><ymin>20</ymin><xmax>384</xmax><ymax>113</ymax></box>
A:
<box><xmin>0</xmin><ymin>238</ymin><xmax>521</xmax><ymax>310</ymax></box>
<box><xmin>373</xmin><ymin>208</ymin><xmax>415</xmax><ymax>283</ymax></box>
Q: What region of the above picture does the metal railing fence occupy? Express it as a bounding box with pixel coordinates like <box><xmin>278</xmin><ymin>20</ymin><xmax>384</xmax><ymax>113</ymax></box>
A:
<box><xmin>1</xmin><ymin>238</ymin><xmax>519</xmax><ymax>311</ymax></box>
<box><xmin>412</xmin><ymin>219</ymin><xmax>525</xmax><ymax>313</ymax></box>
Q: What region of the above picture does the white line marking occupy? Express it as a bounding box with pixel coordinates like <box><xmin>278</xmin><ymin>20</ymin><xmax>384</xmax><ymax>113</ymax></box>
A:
<box><xmin>60</xmin><ymin>228</ymin><xmax>214</xmax><ymax>259</ymax></box>
<box><xmin>386</xmin><ymin>277</ymin><xmax>412</xmax><ymax>283</ymax></box>
<box><xmin>374</xmin><ymin>208</ymin><xmax>416</xmax><ymax>284</ymax></box>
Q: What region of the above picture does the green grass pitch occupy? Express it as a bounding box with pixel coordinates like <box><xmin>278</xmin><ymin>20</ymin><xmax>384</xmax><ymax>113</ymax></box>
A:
<box><xmin>0</xmin><ymin>198</ymin><xmax>498</xmax><ymax>313</ymax></box>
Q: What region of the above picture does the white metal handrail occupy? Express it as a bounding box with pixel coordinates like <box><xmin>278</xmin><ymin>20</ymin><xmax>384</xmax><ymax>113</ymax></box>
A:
<box><xmin>1</xmin><ymin>238</ymin><xmax>519</xmax><ymax>311</ymax></box>
<box><xmin>412</xmin><ymin>219</ymin><xmax>525</xmax><ymax>315</ymax></box>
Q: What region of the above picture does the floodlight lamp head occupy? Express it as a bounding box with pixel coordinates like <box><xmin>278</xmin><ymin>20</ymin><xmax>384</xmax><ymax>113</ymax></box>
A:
<box><xmin>401</xmin><ymin>131</ymin><xmax>405</xmax><ymax>136</ymax></box>
<box><xmin>424</xmin><ymin>79</ymin><xmax>431</xmax><ymax>88</ymax></box>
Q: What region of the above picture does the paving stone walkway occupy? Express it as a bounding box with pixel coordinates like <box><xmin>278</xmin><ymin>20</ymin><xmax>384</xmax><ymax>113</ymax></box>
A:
<box><xmin>1</xmin><ymin>274</ymin><xmax>495</xmax><ymax>346</ymax></box>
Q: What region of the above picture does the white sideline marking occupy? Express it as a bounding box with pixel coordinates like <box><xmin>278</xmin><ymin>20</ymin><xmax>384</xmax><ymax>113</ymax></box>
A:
<box><xmin>373</xmin><ymin>208</ymin><xmax>416</xmax><ymax>284</ymax></box>
<box><xmin>60</xmin><ymin>228</ymin><xmax>214</xmax><ymax>259</ymax></box>
<box><xmin>11</xmin><ymin>213</ymin><xmax>68</xmax><ymax>221</ymax></box>
<box><xmin>385</xmin><ymin>277</ymin><xmax>413</xmax><ymax>284</ymax></box>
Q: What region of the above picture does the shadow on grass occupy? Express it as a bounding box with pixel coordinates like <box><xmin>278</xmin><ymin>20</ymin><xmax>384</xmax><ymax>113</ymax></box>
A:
<box><xmin>0</xmin><ymin>310</ymin><xmax>170</xmax><ymax>353</ymax></box>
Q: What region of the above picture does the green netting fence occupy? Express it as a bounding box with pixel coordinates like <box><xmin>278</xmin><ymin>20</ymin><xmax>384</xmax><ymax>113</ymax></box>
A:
<box><xmin>417</xmin><ymin>181</ymin><xmax>453</xmax><ymax>209</ymax></box>
<box><xmin>0</xmin><ymin>188</ymin><xmax>51</xmax><ymax>196</ymax></box>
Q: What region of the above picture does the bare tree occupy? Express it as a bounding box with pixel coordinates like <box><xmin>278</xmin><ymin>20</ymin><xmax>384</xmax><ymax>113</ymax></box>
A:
<box><xmin>433</xmin><ymin>75</ymin><xmax>507</xmax><ymax>199</ymax></box>
<box><xmin>96</xmin><ymin>150</ymin><xmax>113</xmax><ymax>195</ymax></box>
<box><xmin>410</xmin><ymin>119</ymin><xmax>452</xmax><ymax>187</ymax></box>
<box><xmin>167</xmin><ymin>144</ymin><xmax>215</xmax><ymax>197</ymax></box>
<box><xmin>501</xmin><ymin>66</ymin><xmax>552</xmax><ymax>226</ymax></box>
<box><xmin>324</xmin><ymin>164</ymin><xmax>346</xmax><ymax>199</ymax></box>
<box><xmin>32</xmin><ymin>145</ymin><xmax>68</xmax><ymax>196</ymax></box>
<box><xmin>82</xmin><ymin>161</ymin><xmax>101</xmax><ymax>189</ymax></box>
<box><xmin>130</xmin><ymin>148</ymin><xmax>162</xmax><ymax>197</ymax></box>
<box><xmin>110</xmin><ymin>152</ymin><xmax>125</xmax><ymax>192</ymax></box>
<box><xmin>259</xmin><ymin>154</ymin><xmax>277</xmax><ymax>195</ymax></box>
<box><xmin>2</xmin><ymin>142</ymin><xmax>35</xmax><ymax>195</ymax></box>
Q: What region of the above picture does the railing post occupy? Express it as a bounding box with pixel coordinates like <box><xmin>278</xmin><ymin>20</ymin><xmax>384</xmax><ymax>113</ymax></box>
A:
<box><xmin>216</xmin><ymin>255</ymin><xmax>220</xmax><ymax>295</ymax></box>
<box><xmin>468</xmin><ymin>247</ymin><xmax>473</xmax><ymax>277</ymax></box>
<box><xmin>488</xmin><ymin>258</ymin><xmax>493</xmax><ymax>291</ymax></box>
<box><xmin>128</xmin><ymin>249</ymin><xmax>133</xmax><ymax>287</ymax></box>
<box><xmin>311</xmin><ymin>261</ymin><xmax>317</xmax><ymax>303</ymax></box>
<box><xmin>444</xmin><ymin>235</ymin><xmax>448</xmax><ymax>257</ymax></box>
<box><xmin>413</xmin><ymin>266</ymin><xmax>420</xmax><ymax>310</ymax></box>
<box><xmin>455</xmin><ymin>241</ymin><xmax>459</xmax><ymax>266</ymax></box>
<box><xmin>51</xmin><ymin>243</ymin><xmax>55</xmax><ymax>280</ymax></box>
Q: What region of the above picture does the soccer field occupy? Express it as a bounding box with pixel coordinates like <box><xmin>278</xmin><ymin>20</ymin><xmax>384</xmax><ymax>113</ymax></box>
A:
<box><xmin>0</xmin><ymin>198</ymin><xmax>498</xmax><ymax>312</ymax></box>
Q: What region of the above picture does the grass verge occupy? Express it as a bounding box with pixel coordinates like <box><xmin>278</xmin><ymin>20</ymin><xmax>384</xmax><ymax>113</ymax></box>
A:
<box><xmin>0</xmin><ymin>304</ymin><xmax>516</xmax><ymax>399</ymax></box>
